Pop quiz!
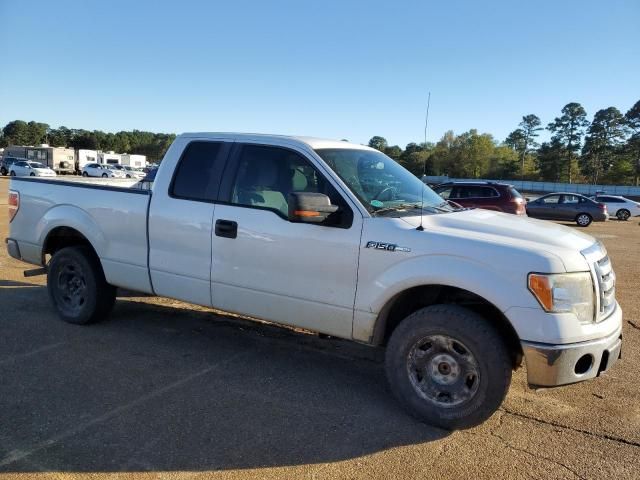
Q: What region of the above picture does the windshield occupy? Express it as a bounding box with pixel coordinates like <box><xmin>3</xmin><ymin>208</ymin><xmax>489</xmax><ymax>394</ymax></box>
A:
<box><xmin>28</xmin><ymin>162</ymin><xmax>47</xmax><ymax>169</ymax></box>
<box><xmin>314</xmin><ymin>148</ymin><xmax>453</xmax><ymax>215</ymax></box>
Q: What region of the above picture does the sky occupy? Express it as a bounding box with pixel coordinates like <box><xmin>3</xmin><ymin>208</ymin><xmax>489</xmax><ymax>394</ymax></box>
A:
<box><xmin>0</xmin><ymin>0</ymin><xmax>638</xmax><ymax>148</ymax></box>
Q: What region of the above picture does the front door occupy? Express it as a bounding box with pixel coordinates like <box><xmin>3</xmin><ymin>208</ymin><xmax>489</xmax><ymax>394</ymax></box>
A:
<box><xmin>210</xmin><ymin>143</ymin><xmax>362</xmax><ymax>339</ymax></box>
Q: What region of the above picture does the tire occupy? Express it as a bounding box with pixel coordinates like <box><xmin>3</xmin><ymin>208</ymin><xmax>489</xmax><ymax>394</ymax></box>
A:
<box><xmin>385</xmin><ymin>305</ymin><xmax>512</xmax><ymax>430</ymax></box>
<box><xmin>1</xmin><ymin>167</ymin><xmax>6</xmax><ymax>176</ymax></box>
<box><xmin>82</xmin><ymin>171</ymin><xmax>88</xmax><ymax>177</ymax></box>
<box><xmin>30</xmin><ymin>172</ymin><xmax>35</xmax><ymax>176</ymax></box>
<box><xmin>47</xmin><ymin>246</ymin><xmax>116</xmax><ymax>325</ymax></box>
<box><xmin>575</xmin><ymin>213</ymin><xmax>592</xmax><ymax>227</ymax></box>
<box><xmin>10</xmin><ymin>171</ymin><xmax>16</xmax><ymax>176</ymax></box>
<box><xmin>616</xmin><ymin>209</ymin><xmax>630</xmax><ymax>221</ymax></box>
<box><xmin>102</xmin><ymin>173</ymin><xmax>108</xmax><ymax>178</ymax></box>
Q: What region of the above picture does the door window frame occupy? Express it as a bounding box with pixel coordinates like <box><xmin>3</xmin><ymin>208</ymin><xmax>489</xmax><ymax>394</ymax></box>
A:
<box><xmin>218</xmin><ymin>142</ymin><xmax>355</xmax><ymax>228</ymax></box>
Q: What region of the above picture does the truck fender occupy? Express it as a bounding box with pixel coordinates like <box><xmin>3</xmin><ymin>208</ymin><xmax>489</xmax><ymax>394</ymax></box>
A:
<box><xmin>36</xmin><ymin>204</ymin><xmax>107</xmax><ymax>263</ymax></box>
<box><xmin>354</xmin><ymin>254</ymin><xmax>539</xmax><ymax>343</ymax></box>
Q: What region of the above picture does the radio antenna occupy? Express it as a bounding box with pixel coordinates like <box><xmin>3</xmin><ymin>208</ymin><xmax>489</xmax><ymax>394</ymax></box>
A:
<box><xmin>417</xmin><ymin>91</ymin><xmax>431</xmax><ymax>231</ymax></box>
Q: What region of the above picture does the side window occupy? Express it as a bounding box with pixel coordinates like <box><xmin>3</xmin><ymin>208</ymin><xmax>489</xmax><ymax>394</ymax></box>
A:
<box><xmin>541</xmin><ymin>195</ymin><xmax>560</xmax><ymax>204</ymax></box>
<box><xmin>171</xmin><ymin>141</ymin><xmax>227</xmax><ymax>202</ymax></box>
<box><xmin>561</xmin><ymin>195</ymin><xmax>580</xmax><ymax>204</ymax></box>
<box><xmin>229</xmin><ymin>144</ymin><xmax>352</xmax><ymax>226</ymax></box>
<box><xmin>455</xmin><ymin>186</ymin><xmax>473</xmax><ymax>198</ymax></box>
<box><xmin>482</xmin><ymin>187</ymin><xmax>499</xmax><ymax>198</ymax></box>
<box><xmin>434</xmin><ymin>186</ymin><xmax>453</xmax><ymax>199</ymax></box>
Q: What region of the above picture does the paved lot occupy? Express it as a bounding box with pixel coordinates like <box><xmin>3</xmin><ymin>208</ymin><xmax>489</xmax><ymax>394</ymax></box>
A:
<box><xmin>0</xmin><ymin>176</ymin><xmax>638</xmax><ymax>479</ymax></box>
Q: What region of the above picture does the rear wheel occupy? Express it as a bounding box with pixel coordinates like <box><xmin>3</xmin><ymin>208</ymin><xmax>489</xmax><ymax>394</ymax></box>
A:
<box><xmin>576</xmin><ymin>213</ymin><xmax>592</xmax><ymax>227</ymax></box>
<box><xmin>47</xmin><ymin>246</ymin><xmax>116</xmax><ymax>325</ymax></box>
<box><xmin>616</xmin><ymin>209</ymin><xmax>630</xmax><ymax>221</ymax></box>
<box><xmin>10</xmin><ymin>171</ymin><xmax>16</xmax><ymax>176</ymax></box>
<box><xmin>385</xmin><ymin>305</ymin><xmax>512</xmax><ymax>430</ymax></box>
<box><xmin>1</xmin><ymin>167</ymin><xmax>6</xmax><ymax>176</ymax></box>
<box><xmin>82</xmin><ymin>172</ymin><xmax>88</xmax><ymax>177</ymax></box>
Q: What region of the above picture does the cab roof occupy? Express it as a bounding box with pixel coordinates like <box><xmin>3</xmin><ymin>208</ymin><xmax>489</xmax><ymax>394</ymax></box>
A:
<box><xmin>180</xmin><ymin>132</ymin><xmax>376</xmax><ymax>151</ymax></box>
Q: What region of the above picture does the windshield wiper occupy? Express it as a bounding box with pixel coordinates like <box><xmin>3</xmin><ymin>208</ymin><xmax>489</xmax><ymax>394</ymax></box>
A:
<box><xmin>371</xmin><ymin>203</ymin><xmax>423</xmax><ymax>216</ymax></box>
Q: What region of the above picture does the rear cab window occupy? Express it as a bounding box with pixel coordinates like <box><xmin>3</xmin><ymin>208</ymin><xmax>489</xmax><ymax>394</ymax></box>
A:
<box><xmin>170</xmin><ymin>141</ymin><xmax>231</xmax><ymax>202</ymax></box>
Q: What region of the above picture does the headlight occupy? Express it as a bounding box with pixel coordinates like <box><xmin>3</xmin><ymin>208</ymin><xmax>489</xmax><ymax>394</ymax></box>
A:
<box><xmin>528</xmin><ymin>272</ymin><xmax>594</xmax><ymax>324</ymax></box>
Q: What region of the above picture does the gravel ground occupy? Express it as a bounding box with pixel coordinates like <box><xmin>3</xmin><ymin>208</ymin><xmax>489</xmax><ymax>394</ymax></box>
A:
<box><xmin>0</xmin><ymin>177</ymin><xmax>638</xmax><ymax>480</ymax></box>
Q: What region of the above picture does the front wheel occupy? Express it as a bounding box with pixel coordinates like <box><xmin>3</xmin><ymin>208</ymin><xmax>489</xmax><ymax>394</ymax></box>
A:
<box><xmin>385</xmin><ymin>305</ymin><xmax>512</xmax><ymax>430</ymax></box>
<box><xmin>82</xmin><ymin>172</ymin><xmax>88</xmax><ymax>177</ymax></box>
<box><xmin>616</xmin><ymin>209</ymin><xmax>630</xmax><ymax>221</ymax></box>
<box><xmin>576</xmin><ymin>213</ymin><xmax>592</xmax><ymax>227</ymax></box>
<box><xmin>47</xmin><ymin>246</ymin><xmax>116</xmax><ymax>324</ymax></box>
<box><xmin>1</xmin><ymin>168</ymin><xmax>6</xmax><ymax>176</ymax></box>
<box><xmin>102</xmin><ymin>173</ymin><xmax>108</xmax><ymax>178</ymax></box>
<box><xmin>10</xmin><ymin>171</ymin><xmax>16</xmax><ymax>176</ymax></box>
<box><xmin>30</xmin><ymin>172</ymin><xmax>35</xmax><ymax>176</ymax></box>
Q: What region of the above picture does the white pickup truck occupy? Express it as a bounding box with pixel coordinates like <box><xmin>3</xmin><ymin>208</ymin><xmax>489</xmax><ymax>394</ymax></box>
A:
<box><xmin>6</xmin><ymin>133</ymin><xmax>622</xmax><ymax>429</ymax></box>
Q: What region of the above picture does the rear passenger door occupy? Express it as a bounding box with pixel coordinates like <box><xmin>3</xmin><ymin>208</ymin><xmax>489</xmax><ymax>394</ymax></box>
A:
<box><xmin>209</xmin><ymin>143</ymin><xmax>362</xmax><ymax>339</ymax></box>
<box><xmin>557</xmin><ymin>194</ymin><xmax>581</xmax><ymax>220</ymax></box>
<box><xmin>148</xmin><ymin>140</ymin><xmax>231</xmax><ymax>306</ymax></box>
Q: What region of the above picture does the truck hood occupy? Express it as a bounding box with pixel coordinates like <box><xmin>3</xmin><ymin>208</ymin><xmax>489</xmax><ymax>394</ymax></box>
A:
<box><xmin>401</xmin><ymin>209</ymin><xmax>596</xmax><ymax>271</ymax></box>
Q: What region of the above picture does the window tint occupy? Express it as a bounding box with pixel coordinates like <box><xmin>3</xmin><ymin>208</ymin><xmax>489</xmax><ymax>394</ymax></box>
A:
<box><xmin>454</xmin><ymin>186</ymin><xmax>499</xmax><ymax>198</ymax></box>
<box><xmin>541</xmin><ymin>195</ymin><xmax>560</xmax><ymax>204</ymax></box>
<box><xmin>171</xmin><ymin>141</ymin><xmax>226</xmax><ymax>202</ymax></box>
<box><xmin>230</xmin><ymin>145</ymin><xmax>351</xmax><ymax>224</ymax></box>
<box><xmin>561</xmin><ymin>195</ymin><xmax>580</xmax><ymax>204</ymax></box>
<box><xmin>509</xmin><ymin>187</ymin><xmax>523</xmax><ymax>199</ymax></box>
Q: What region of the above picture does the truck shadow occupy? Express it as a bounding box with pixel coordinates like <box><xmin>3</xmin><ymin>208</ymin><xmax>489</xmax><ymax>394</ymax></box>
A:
<box><xmin>0</xmin><ymin>287</ymin><xmax>448</xmax><ymax>473</ymax></box>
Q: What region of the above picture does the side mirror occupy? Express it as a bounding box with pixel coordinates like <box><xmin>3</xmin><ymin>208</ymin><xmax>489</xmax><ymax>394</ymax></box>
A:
<box><xmin>525</xmin><ymin>197</ymin><xmax>531</xmax><ymax>202</ymax></box>
<box><xmin>288</xmin><ymin>192</ymin><xmax>339</xmax><ymax>224</ymax></box>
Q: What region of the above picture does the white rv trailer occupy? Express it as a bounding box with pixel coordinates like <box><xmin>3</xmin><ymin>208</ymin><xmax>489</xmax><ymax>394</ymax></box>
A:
<box><xmin>97</xmin><ymin>151</ymin><xmax>122</xmax><ymax>165</ymax></box>
<box><xmin>120</xmin><ymin>154</ymin><xmax>146</xmax><ymax>168</ymax></box>
<box><xmin>3</xmin><ymin>145</ymin><xmax>75</xmax><ymax>174</ymax></box>
<box><xmin>76</xmin><ymin>149</ymin><xmax>98</xmax><ymax>172</ymax></box>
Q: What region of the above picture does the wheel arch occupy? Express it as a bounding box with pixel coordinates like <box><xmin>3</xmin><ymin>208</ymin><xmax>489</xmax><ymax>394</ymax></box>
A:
<box><xmin>43</xmin><ymin>226</ymin><xmax>100</xmax><ymax>263</ymax></box>
<box><xmin>371</xmin><ymin>284</ymin><xmax>523</xmax><ymax>368</ymax></box>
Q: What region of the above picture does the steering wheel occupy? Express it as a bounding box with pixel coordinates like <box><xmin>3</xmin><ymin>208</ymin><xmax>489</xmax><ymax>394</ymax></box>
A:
<box><xmin>374</xmin><ymin>186</ymin><xmax>398</xmax><ymax>201</ymax></box>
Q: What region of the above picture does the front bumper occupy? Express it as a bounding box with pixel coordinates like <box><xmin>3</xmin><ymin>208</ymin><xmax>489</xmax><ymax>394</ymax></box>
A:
<box><xmin>522</xmin><ymin>322</ymin><xmax>622</xmax><ymax>387</ymax></box>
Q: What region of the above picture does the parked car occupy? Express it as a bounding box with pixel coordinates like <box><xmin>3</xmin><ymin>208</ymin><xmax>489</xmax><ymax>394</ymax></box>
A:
<box><xmin>589</xmin><ymin>195</ymin><xmax>640</xmax><ymax>221</ymax></box>
<box><xmin>1</xmin><ymin>157</ymin><xmax>24</xmax><ymax>176</ymax></box>
<box><xmin>7</xmin><ymin>133</ymin><xmax>622</xmax><ymax>430</ymax></box>
<box><xmin>82</xmin><ymin>163</ymin><xmax>124</xmax><ymax>178</ymax></box>
<box><xmin>121</xmin><ymin>165</ymin><xmax>146</xmax><ymax>179</ymax></box>
<box><xmin>432</xmin><ymin>181</ymin><xmax>526</xmax><ymax>215</ymax></box>
<box><xmin>526</xmin><ymin>193</ymin><xmax>607</xmax><ymax>226</ymax></box>
<box><xmin>9</xmin><ymin>160</ymin><xmax>57</xmax><ymax>177</ymax></box>
<box><xmin>105</xmin><ymin>165</ymin><xmax>126</xmax><ymax>178</ymax></box>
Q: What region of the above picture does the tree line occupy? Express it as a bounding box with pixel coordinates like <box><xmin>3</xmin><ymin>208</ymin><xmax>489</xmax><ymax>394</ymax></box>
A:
<box><xmin>0</xmin><ymin>120</ymin><xmax>176</xmax><ymax>163</ymax></box>
<box><xmin>368</xmin><ymin>99</ymin><xmax>640</xmax><ymax>185</ymax></box>
<box><xmin>2</xmin><ymin>98</ymin><xmax>639</xmax><ymax>184</ymax></box>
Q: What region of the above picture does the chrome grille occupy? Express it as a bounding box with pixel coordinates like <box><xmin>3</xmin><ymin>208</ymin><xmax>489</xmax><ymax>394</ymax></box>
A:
<box><xmin>594</xmin><ymin>254</ymin><xmax>616</xmax><ymax>321</ymax></box>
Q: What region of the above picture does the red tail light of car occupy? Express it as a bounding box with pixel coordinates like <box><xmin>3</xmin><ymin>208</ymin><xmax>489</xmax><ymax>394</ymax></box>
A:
<box><xmin>8</xmin><ymin>190</ymin><xmax>19</xmax><ymax>222</ymax></box>
<box><xmin>598</xmin><ymin>203</ymin><xmax>607</xmax><ymax>212</ymax></box>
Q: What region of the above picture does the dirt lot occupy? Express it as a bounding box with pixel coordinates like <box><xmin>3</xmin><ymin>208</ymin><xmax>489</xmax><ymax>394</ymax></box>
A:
<box><xmin>0</xmin><ymin>176</ymin><xmax>638</xmax><ymax>480</ymax></box>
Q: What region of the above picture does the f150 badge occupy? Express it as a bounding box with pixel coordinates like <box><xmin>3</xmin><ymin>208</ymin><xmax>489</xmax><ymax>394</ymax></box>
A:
<box><xmin>365</xmin><ymin>241</ymin><xmax>411</xmax><ymax>253</ymax></box>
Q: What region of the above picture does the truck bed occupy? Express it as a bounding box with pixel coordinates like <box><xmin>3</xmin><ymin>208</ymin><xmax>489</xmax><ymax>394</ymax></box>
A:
<box><xmin>8</xmin><ymin>176</ymin><xmax>153</xmax><ymax>293</ymax></box>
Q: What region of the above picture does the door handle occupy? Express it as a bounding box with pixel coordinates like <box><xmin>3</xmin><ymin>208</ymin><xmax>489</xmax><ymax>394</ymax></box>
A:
<box><xmin>215</xmin><ymin>219</ymin><xmax>238</xmax><ymax>239</ymax></box>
